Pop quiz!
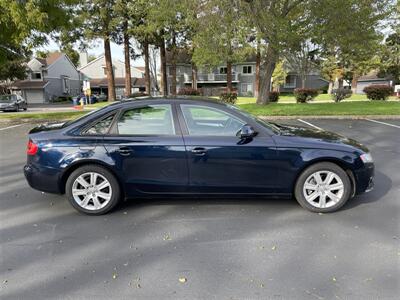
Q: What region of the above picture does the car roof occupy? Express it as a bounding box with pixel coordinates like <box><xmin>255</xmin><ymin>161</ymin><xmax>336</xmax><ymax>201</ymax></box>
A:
<box><xmin>105</xmin><ymin>97</ymin><xmax>228</xmax><ymax>109</ymax></box>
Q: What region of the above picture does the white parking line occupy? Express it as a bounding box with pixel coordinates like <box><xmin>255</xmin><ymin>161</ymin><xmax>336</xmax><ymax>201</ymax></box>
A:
<box><xmin>0</xmin><ymin>124</ymin><xmax>23</xmax><ymax>131</ymax></box>
<box><xmin>297</xmin><ymin>119</ymin><xmax>323</xmax><ymax>130</ymax></box>
<box><xmin>365</xmin><ymin>119</ymin><xmax>400</xmax><ymax>129</ymax></box>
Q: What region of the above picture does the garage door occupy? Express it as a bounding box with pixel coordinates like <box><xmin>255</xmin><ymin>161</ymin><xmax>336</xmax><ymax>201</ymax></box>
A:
<box><xmin>25</xmin><ymin>90</ymin><xmax>44</xmax><ymax>104</ymax></box>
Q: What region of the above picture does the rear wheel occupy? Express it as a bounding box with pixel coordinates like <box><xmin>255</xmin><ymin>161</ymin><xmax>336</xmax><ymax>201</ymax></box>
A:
<box><xmin>66</xmin><ymin>165</ymin><xmax>121</xmax><ymax>215</ymax></box>
<box><xmin>294</xmin><ymin>162</ymin><xmax>351</xmax><ymax>213</ymax></box>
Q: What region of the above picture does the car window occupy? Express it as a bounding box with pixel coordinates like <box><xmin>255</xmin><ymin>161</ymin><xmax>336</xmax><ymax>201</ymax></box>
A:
<box><xmin>181</xmin><ymin>105</ymin><xmax>245</xmax><ymax>136</ymax></box>
<box><xmin>84</xmin><ymin>114</ymin><xmax>115</xmax><ymax>135</ymax></box>
<box><xmin>117</xmin><ymin>104</ymin><xmax>175</xmax><ymax>135</ymax></box>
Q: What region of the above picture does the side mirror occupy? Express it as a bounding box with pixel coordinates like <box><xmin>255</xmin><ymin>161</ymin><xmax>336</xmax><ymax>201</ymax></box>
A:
<box><xmin>237</xmin><ymin>124</ymin><xmax>256</xmax><ymax>139</ymax></box>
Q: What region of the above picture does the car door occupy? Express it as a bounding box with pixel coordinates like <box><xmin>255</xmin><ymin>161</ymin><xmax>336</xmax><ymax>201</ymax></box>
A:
<box><xmin>178</xmin><ymin>104</ymin><xmax>278</xmax><ymax>194</ymax></box>
<box><xmin>103</xmin><ymin>103</ymin><xmax>188</xmax><ymax>195</ymax></box>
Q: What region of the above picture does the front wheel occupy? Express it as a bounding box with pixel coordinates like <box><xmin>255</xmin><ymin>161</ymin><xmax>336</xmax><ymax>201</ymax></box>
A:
<box><xmin>66</xmin><ymin>165</ymin><xmax>121</xmax><ymax>215</ymax></box>
<box><xmin>294</xmin><ymin>162</ymin><xmax>351</xmax><ymax>213</ymax></box>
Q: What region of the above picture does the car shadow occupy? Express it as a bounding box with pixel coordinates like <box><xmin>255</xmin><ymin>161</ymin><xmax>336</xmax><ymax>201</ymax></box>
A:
<box><xmin>342</xmin><ymin>170</ymin><xmax>392</xmax><ymax>210</ymax></box>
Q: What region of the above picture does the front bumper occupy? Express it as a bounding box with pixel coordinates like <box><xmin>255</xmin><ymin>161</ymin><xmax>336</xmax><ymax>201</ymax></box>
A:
<box><xmin>24</xmin><ymin>164</ymin><xmax>63</xmax><ymax>194</ymax></box>
<box><xmin>354</xmin><ymin>163</ymin><xmax>375</xmax><ymax>194</ymax></box>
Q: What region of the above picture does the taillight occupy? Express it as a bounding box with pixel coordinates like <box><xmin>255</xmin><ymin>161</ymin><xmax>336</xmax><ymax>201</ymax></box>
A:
<box><xmin>27</xmin><ymin>139</ymin><xmax>38</xmax><ymax>155</ymax></box>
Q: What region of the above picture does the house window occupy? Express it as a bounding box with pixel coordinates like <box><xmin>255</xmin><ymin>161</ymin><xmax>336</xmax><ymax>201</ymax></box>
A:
<box><xmin>241</xmin><ymin>83</ymin><xmax>253</xmax><ymax>94</ymax></box>
<box><xmin>62</xmin><ymin>77</ymin><xmax>70</xmax><ymax>94</ymax></box>
<box><xmin>219</xmin><ymin>67</ymin><xmax>227</xmax><ymax>74</ymax></box>
<box><xmin>242</xmin><ymin>66</ymin><xmax>252</xmax><ymax>74</ymax></box>
<box><xmin>32</xmin><ymin>72</ymin><xmax>42</xmax><ymax>80</ymax></box>
<box><xmin>284</xmin><ymin>75</ymin><xmax>297</xmax><ymax>88</ymax></box>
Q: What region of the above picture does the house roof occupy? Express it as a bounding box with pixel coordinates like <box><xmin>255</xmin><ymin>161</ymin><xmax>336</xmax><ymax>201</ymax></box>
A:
<box><xmin>36</xmin><ymin>58</ymin><xmax>47</xmax><ymax>66</ymax></box>
<box><xmin>358</xmin><ymin>72</ymin><xmax>391</xmax><ymax>82</ymax></box>
<box><xmin>135</xmin><ymin>66</ymin><xmax>146</xmax><ymax>72</ymax></box>
<box><xmin>11</xmin><ymin>80</ymin><xmax>48</xmax><ymax>89</ymax></box>
<box><xmin>89</xmin><ymin>77</ymin><xmax>145</xmax><ymax>88</ymax></box>
<box><xmin>46</xmin><ymin>52</ymin><xmax>63</xmax><ymax>65</ymax></box>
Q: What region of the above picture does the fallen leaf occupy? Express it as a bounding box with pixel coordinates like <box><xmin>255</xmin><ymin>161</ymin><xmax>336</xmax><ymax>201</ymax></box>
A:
<box><xmin>179</xmin><ymin>277</ymin><xmax>187</xmax><ymax>283</ymax></box>
<box><xmin>112</xmin><ymin>273</ymin><xmax>118</xmax><ymax>280</ymax></box>
<box><xmin>163</xmin><ymin>234</ymin><xmax>171</xmax><ymax>241</ymax></box>
<box><xmin>332</xmin><ymin>277</ymin><xmax>337</xmax><ymax>282</ymax></box>
<box><xmin>271</xmin><ymin>245</ymin><xmax>276</xmax><ymax>250</ymax></box>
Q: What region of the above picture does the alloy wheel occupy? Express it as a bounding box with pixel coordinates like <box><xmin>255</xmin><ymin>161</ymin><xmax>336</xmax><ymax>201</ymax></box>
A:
<box><xmin>71</xmin><ymin>172</ymin><xmax>112</xmax><ymax>210</ymax></box>
<box><xmin>303</xmin><ymin>170</ymin><xmax>344</xmax><ymax>209</ymax></box>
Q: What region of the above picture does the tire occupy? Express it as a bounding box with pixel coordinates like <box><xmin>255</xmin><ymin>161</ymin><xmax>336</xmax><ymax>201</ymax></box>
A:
<box><xmin>23</xmin><ymin>106</ymin><xmax>27</xmax><ymax>111</ymax></box>
<box><xmin>294</xmin><ymin>162</ymin><xmax>351</xmax><ymax>213</ymax></box>
<box><xmin>15</xmin><ymin>105</ymin><xmax>19</xmax><ymax>112</ymax></box>
<box><xmin>66</xmin><ymin>165</ymin><xmax>121</xmax><ymax>215</ymax></box>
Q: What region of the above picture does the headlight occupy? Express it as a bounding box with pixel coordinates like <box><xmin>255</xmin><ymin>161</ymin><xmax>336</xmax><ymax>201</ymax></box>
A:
<box><xmin>360</xmin><ymin>153</ymin><xmax>373</xmax><ymax>163</ymax></box>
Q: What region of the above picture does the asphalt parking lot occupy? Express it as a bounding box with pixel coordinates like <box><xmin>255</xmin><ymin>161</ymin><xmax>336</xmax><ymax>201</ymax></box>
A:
<box><xmin>1</xmin><ymin>119</ymin><xmax>399</xmax><ymax>299</ymax></box>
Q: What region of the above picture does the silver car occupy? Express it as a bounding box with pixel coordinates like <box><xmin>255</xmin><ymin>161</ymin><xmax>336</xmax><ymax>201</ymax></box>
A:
<box><xmin>0</xmin><ymin>94</ymin><xmax>28</xmax><ymax>112</ymax></box>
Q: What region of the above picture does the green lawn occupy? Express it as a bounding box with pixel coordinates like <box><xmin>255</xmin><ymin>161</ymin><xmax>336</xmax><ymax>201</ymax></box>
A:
<box><xmin>0</xmin><ymin>111</ymin><xmax>86</xmax><ymax>120</ymax></box>
<box><xmin>240</xmin><ymin>101</ymin><xmax>400</xmax><ymax>116</ymax></box>
<box><xmin>236</xmin><ymin>94</ymin><xmax>399</xmax><ymax>104</ymax></box>
<box><xmin>0</xmin><ymin>98</ymin><xmax>398</xmax><ymax>121</ymax></box>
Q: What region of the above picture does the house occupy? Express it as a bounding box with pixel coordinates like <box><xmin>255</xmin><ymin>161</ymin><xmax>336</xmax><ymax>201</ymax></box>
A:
<box><xmin>356</xmin><ymin>72</ymin><xmax>392</xmax><ymax>94</ymax></box>
<box><xmin>78</xmin><ymin>53</ymin><xmax>146</xmax><ymax>97</ymax></box>
<box><xmin>279</xmin><ymin>72</ymin><xmax>329</xmax><ymax>93</ymax></box>
<box><xmin>11</xmin><ymin>52</ymin><xmax>81</xmax><ymax>103</ymax></box>
<box><xmin>166</xmin><ymin>51</ymin><xmax>329</xmax><ymax>96</ymax></box>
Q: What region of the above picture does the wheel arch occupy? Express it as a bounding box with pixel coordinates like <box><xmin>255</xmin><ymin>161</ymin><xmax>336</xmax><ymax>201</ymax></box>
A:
<box><xmin>59</xmin><ymin>160</ymin><xmax>125</xmax><ymax>197</ymax></box>
<box><xmin>294</xmin><ymin>157</ymin><xmax>356</xmax><ymax>198</ymax></box>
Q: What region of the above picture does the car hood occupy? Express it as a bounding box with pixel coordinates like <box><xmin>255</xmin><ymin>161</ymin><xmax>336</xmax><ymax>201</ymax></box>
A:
<box><xmin>29</xmin><ymin>122</ymin><xmax>66</xmax><ymax>134</ymax></box>
<box><xmin>272</xmin><ymin>123</ymin><xmax>369</xmax><ymax>152</ymax></box>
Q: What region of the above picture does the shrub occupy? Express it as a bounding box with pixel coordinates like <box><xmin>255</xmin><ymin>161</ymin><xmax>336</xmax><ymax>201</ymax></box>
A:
<box><xmin>268</xmin><ymin>91</ymin><xmax>280</xmax><ymax>102</ymax></box>
<box><xmin>331</xmin><ymin>88</ymin><xmax>352</xmax><ymax>102</ymax></box>
<box><xmin>294</xmin><ymin>88</ymin><xmax>319</xmax><ymax>103</ymax></box>
<box><xmin>246</xmin><ymin>91</ymin><xmax>253</xmax><ymax>97</ymax></box>
<box><xmin>219</xmin><ymin>92</ymin><xmax>237</xmax><ymax>104</ymax></box>
<box><xmin>363</xmin><ymin>85</ymin><xmax>393</xmax><ymax>100</ymax></box>
<box><xmin>177</xmin><ymin>87</ymin><xmax>201</xmax><ymax>96</ymax></box>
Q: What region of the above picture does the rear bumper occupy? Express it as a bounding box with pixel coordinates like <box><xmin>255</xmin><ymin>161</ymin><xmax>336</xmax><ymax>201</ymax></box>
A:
<box><xmin>24</xmin><ymin>164</ymin><xmax>63</xmax><ymax>194</ymax></box>
<box><xmin>354</xmin><ymin>163</ymin><xmax>375</xmax><ymax>194</ymax></box>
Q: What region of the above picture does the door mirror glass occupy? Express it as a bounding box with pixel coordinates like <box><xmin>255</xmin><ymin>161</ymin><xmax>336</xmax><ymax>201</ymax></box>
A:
<box><xmin>237</xmin><ymin>124</ymin><xmax>256</xmax><ymax>139</ymax></box>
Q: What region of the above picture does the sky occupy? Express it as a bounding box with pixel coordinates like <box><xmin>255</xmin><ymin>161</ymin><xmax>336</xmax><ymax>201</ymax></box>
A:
<box><xmin>36</xmin><ymin>38</ymin><xmax>146</xmax><ymax>67</ymax></box>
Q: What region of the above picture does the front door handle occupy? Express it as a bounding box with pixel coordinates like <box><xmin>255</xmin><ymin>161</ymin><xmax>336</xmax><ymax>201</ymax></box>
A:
<box><xmin>116</xmin><ymin>147</ymin><xmax>133</xmax><ymax>156</ymax></box>
<box><xmin>191</xmin><ymin>147</ymin><xmax>207</xmax><ymax>156</ymax></box>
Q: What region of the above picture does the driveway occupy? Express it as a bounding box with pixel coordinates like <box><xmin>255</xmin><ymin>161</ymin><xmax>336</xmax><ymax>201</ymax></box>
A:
<box><xmin>0</xmin><ymin>119</ymin><xmax>399</xmax><ymax>299</ymax></box>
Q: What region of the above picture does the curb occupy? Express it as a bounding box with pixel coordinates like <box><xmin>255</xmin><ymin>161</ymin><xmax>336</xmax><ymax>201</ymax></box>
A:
<box><xmin>258</xmin><ymin>115</ymin><xmax>400</xmax><ymax>120</ymax></box>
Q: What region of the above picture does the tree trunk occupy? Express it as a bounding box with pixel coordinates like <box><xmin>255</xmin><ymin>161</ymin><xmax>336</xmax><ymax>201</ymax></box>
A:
<box><xmin>301</xmin><ymin>76</ymin><xmax>306</xmax><ymax>88</ymax></box>
<box><xmin>254</xmin><ymin>48</ymin><xmax>260</xmax><ymax>98</ymax></box>
<box><xmin>257</xmin><ymin>47</ymin><xmax>277</xmax><ymax>105</ymax></box>
<box><xmin>123</xmin><ymin>22</ymin><xmax>131</xmax><ymax>97</ymax></box>
<box><xmin>160</xmin><ymin>37</ymin><xmax>168</xmax><ymax>96</ymax></box>
<box><xmin>328</xmin><ymin>81</ymin><xmax>334</xmax><ymax>94</ymax></box>
<box><xmin>104</xmin><ymin>36</ymin><xmax>116</xmax><ymax>101</ymax></box>
<box><xmin>226</xmin><ymin>61</ymin><xmax>232</xmax><ymax>93</ymax></box>
<box><xmin>144</xmin><ymin>41</ymin><xmax>151</xmax><ymax>95</ymax></box>
<box><xmin>351</xmin><ymin>74</ymin><xmax>359</xmax><ymax>94</ymax></box>
<box><xmin>338</xmin><ymin>78</ymin><xmax>344</xmax><ymax>89</ymax></box>
<box><xmin>191</xmin><ymin>63</ymin><xmax>197</xmax><ymax>90</ymax></box>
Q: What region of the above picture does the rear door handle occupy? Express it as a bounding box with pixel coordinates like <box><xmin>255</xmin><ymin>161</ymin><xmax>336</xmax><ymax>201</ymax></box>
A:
<box><xmin>116</xmin><ymin>147</ymin><xmax>133</xmax><ymax>156</ymax></box>
<box><xmin>191</xmin><ymin>147</ymin><xmax>207</xmax><ymax>156</ymax></box>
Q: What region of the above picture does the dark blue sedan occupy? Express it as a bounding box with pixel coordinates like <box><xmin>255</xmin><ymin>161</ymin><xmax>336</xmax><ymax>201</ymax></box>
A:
<box><xmin>24</xmin><ymin>99</ymin><xmax>374</xmax><ymax>215</ymax></box>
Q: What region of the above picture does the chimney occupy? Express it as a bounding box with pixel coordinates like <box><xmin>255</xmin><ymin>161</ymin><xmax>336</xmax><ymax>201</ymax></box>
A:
<box><xmin>79</xmin><ymin>52</ymin><xmax>88</xmax><ymax>67</ymax></box>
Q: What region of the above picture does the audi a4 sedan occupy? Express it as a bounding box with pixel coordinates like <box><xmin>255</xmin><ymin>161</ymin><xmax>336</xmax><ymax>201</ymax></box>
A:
<box><xmin>24</xmin><ymin>98</ymin><xmax>374</xmax><ymax>215</ymax></box>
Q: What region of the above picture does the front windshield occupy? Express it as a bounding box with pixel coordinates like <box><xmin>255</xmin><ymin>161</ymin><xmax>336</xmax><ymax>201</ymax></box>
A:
<box><xmin>0</xmin><ymin>95</ymin><xmax>14</xmax><ymax>103</ymax></box>
<box><xmin>227</xmin><ymin>104</ymin><xmax>281</xmax><ymax>134</ymax></box>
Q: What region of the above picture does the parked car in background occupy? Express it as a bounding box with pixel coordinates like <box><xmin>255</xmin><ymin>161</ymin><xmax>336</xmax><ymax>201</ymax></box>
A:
<box><xmin>24</xmin><ymin>98</ymin><xmax>374</xmax><ymax>215</ymax></box>
<box><xmin>0</xmin><ymin>94</ymin><xmax>28</xmax><ymax>112</ymax></box>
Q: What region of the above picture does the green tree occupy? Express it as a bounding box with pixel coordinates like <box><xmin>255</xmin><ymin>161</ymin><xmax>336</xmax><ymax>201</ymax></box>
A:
<box><xmin>77</xmin><ymin>0</ymin><xmax>120</xmax><ymax>101</ymax></box>
<box><xmin>193</xmin><ymin>0</ymin><xmax>250</xmax><ymax>93</ymax></box>
<box><xmin>379</xmin><ymin>31</ymin><xmax>400</xmax><ymax>84</ymax></box>
<box><xmin>0</xmin><ymin>0</ymin><xmax>76</xmax><ymax>81</ymax></box>
<box><xmin>271</xmin><ymin>61</ymin><xmax>287</xmax><ymax>92</ymax></box>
